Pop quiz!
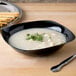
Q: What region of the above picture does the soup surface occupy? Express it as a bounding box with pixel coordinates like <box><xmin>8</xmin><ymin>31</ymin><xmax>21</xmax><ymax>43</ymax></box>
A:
<box><xmin>8</xmin><ymin>28</ymin><xmax>66</xmax><ymax>50</ymax></box>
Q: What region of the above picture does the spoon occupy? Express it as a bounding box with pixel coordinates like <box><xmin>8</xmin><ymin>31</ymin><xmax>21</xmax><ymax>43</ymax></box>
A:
<box><xmin>51</xmin><ymin>54</ymin><xmax>76</xmax><ymax>72</ymax></box>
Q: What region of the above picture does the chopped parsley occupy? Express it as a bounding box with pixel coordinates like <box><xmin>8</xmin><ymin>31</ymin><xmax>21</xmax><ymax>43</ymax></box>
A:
<box><xmin>26</xmin><ymin>33</ymin><xmax>44</xmax><ymax>42</ymax></box>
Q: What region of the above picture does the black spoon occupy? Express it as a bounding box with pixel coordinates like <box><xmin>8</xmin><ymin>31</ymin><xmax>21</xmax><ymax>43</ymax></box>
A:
<box><xmin>51</xmin><ymin>54</ymin><xmax>76</xmax><ymax>72</ymax></box>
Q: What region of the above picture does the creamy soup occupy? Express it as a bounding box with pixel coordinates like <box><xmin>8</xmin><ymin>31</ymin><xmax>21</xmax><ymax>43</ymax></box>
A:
<box><xmin>8</xmin><ymin>28</ymin><xmax>66</xmax><ymax>50</ymax></box>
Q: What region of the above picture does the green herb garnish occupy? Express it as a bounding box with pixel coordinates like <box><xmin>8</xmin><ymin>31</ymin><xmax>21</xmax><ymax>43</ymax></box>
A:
<box><xmin>26</xmin><ymin>33</ymin><xmax>43</xmax><ymax>42</ymax></box>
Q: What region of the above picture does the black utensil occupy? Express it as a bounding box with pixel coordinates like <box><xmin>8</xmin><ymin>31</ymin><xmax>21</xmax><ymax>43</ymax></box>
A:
<box><xmin>51</xmin><ymin>54</ymin><xmax>76</xmax><ymax>72</ymax></box>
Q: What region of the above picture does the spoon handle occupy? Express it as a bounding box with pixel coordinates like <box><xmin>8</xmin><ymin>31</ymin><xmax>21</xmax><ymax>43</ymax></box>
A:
<box><xmin>51</xmin><ymin>55</ymin><xmax>76</xmax><ymax>72</ymax></box>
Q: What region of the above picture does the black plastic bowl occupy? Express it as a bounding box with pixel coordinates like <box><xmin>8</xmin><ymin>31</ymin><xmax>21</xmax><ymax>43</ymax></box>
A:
<box><xmin>1</xmin><ymin>20</ymin><xmax>75</xmax><ymax>56</ymax></box>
